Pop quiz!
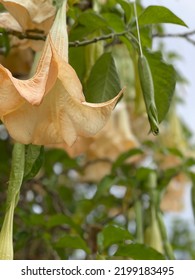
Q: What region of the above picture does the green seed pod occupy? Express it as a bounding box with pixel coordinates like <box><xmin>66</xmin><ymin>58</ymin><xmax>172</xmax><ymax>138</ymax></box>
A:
<box><xmin>144</xmin><ymin>207</ymin><xmax>163</xmax><ymax>253</ymax></box>
<box><xmin>138</xmin><ymin>55</ymin><xmax>159</xmax><ymax>135</ymax></box>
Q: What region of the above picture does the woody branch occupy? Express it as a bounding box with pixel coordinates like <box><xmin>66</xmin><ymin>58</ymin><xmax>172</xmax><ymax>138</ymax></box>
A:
<box><xmin>0</xmin><ymin>28</ymin><xmax>195</xmax><ymax>50</ymax></box>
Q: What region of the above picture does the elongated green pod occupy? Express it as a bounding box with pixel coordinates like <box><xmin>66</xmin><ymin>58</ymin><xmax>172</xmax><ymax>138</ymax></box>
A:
<box><xmin>138</xmin><ymin>55</ymin><xmax>159</xmax><ymax>135</ymax></box>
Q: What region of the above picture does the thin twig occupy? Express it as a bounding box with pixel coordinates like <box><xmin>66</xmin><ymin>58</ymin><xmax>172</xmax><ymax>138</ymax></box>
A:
<box><xmin>68</xmin><ymin>31</ymin><xmax>128</xmax><ymax>47</ymax></box>
<box><xmin>153</xmin><ymin>30</ymin><xmax>195</xmax><ymax>46</ymax></box>
<box><xmin>1</xmin><ymin>28</ymin><xmax>195</xmax><ymax>49</ymax></box>
<box><xmin>0</xmin><ymin>29</ymin><xmax>46</xmax><ymax>41</ymax></box>
<box><xmin>0</xmin><ymin>28</ymin><xmax>133</xmax><ymax>47</ymax></box>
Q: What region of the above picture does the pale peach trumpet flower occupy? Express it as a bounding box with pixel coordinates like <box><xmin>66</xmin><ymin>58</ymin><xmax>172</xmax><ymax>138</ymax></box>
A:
<box><xmin>61</xmin><ymin>104</ymin><xmax>140</xmax><ymax>182</ymax></box>
<box><xmin>0</xmin><ymin>0</ymin><xmax>55</xmax><ymax>32</ymax></box>
<box><xmin>160</xmin><ymin>173</ymin><xmax>187</xmax><ymax>213</ymax></box>
<box><xmin>0</xmin><ymin>0</ymin><xmax>56</xmax><ymax>51</ymax></box>
<box><xmin>0</xmin><ymin>48</ymin><xmax>34</xmax><ymax>77</ymax></box>
<box><xmin>0</xmin><ymin>0</ymin><xmax>123</xmax><ymax>146</ymax></box>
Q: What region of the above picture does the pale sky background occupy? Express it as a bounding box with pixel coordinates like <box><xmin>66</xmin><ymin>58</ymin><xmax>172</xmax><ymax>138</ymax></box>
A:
<box><xmin>142</xmin><ymin>0</ymin><xmax>195</xmax><ymax>139</ymax></box>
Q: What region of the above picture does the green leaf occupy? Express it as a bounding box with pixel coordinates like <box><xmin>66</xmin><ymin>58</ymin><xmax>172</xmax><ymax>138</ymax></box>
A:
<box><xmin>46</xmin><ymin>214</ymin><xmax>71</xmax><ymax>228</ymax></box>
<box><xmin>117</xmin><ymin>0</ymin><xmax>132</xmax><ymax>24</ymax></box>
<box><xmin>112</xmin><ymin>148</ymin><xmax>143</xmax><ymax>171</ymax></box>
<box><xmin>55</xmin><ymin>235</ymin><xmax>90</xmax><ymax>253</ymax></box>
<box><xmin>98</xmin><ymin>225</ymin><xmax>133</xmax><ymax>250</ymax></box>
<box><xmin>167</xmin><ymin>147</ymin><xmax>184</xmax><ymax>158</ymax></box>
<box><xmin>145</xmin><ymin>50</ymin><xmax>176</xmax><ymax>123</ymax></box>
<box><xmin>44</xmin><ymin>149</ymin><xmax>78</xmax><ymax>175</ymax></box>
<box><xmin>95</xmin><ymin>175</ymin><xmax>119</xmax><ymax>199</ymax></box>
<box><xmin>115</xmin><ymin>243</ymin><xmax>166</xmax><ymax>260</ymax></box>
<box><xmin>24</xmin><ymin>145</ymin><xmax>44</xmax><ymax>180</ymax></box>
<box><xmin>184</xmin><ymin>157</ymin><xmax>195</xmax><ymax>168</ymax></box>
<box><xmin>78</xmin><ymin>10</ymin><xmax>107</xmax><ymax>30</ymax></box>
<box><xmin>85</xmin><ymin>52</ymin><xmax>121</xmax><ymax>102</ymax></box>
<box><xmin>0</xmin><ymin>28</ymin><xmax>10</xmax><ymax>55</ymax></box>
<box><xmin>69</xmin><ymin>11</ymin><xmax>108</xmax><ymax>41</ymax></box>
<box><xmin>138</xmin><ymin>6</ymin><xmax>187</xmax><ymax>27</ymax></box>
<box><xmin>136</xmin><ymin>167</ymin><xmax>155</xmax><ymax>183</ymax></box>
<box><xmin>0</xmin><ymin>4</ymin><xmax>5</xmax><ymax>11</ymax></box>
<box><xmin>102</xmin><ymin>12</ymin><xmax>125</xmax><ymax>32</ymax></box>
<box><xmin>27</xmin><ymin>214</ymin><xmax>45</xmax><ymax>226</ymax></box>
<box><xmin>69</xmin><ymin>46</ymin><xmax>86</xmax><ymax>81</ymax></box>
<box><xmin>46</xmin><ymin>214</ymin><xmax>81</xmax><ymax>234</ymax></box>
<box><xmin>158</xmin><ymin>166</ymin><xmax>181</xmax><ymax>191</ymax></box>
<box><xmin>140</xmin><ymin>26</ymin><xmax>152</xmax><ymax>49</ymax></box>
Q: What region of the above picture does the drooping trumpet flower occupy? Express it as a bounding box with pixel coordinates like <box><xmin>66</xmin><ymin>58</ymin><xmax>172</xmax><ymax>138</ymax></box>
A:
<box><xmin>0</xmin><ymin>0</ymin><xmax>56</xmax><ymax>50</ymax></box>
<box><xmin>0</xmin><ymin>0</ymin><xmax>55</xmax><ymax>31</ymax></box>
<box><xmin>0</xmin><ymin>0</ymin><xmax>123</xmax><ymax>146</ymax></box>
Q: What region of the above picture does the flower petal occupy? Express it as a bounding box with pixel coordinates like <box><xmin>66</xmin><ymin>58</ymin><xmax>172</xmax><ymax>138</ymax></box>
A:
<box><xmin>2</xmin><ymin>79</ymin><xmax>77</xmax><ymax>145</ymax></box>
<box><xmin>0</xmin><ymin>12</ymin><xmax>45</xmax><ymax>51</ymax></box>
<box><xmin>0</xmin><ymin>0</ymin><xmax>68</xmax><ymax>114</ymax></box>
<box><xmin>49</xmin><ymin>0</ymin><xmax>68</xmax><ymax>61</ymax></box>
<box><xmin>55</xmin><ymin>53</ymin><xmax>124</xmax><ymax>142</ymax></box>
<box><xmin>0</xmin><ymin>12</ymin><xmax>22</xmax><ymax>31</ymax></box>
<box><xmin>0</xmin><ymin>48</ymin><xmax>33</xmax><ymax>77</ymax></box>
<box><xmin>1</xmin><ymin>0</ymin><xmax>124</xmax><ymax>146</ymax></box>
<box><xmin>0</xmin><ymin>40</ymin><xmax>58</xmax><ymax>114</ymax></box>
<box><xmin>2</xmin><ymin>77</ymin><xmax>124</xmax><ymax>146</ymax></box>
<box><xmin>0</xmin><ymin>0</ymin><xmax>55</xmax><ymax>32</ymax></box>
<box><xmin>2</xmin><ymin>87</ymin><xmax>61</xmax><ymax>144</ymax></box>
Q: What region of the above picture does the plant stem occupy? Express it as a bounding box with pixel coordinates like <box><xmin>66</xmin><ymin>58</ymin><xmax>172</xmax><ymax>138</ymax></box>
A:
<box><xmin>0</xmin><ymin>143</ymin><xmax>25</xmax><ymax>260</ymax></box>
<box><xmin>132</xmin><ymin>0</ymin><xmax>143</xmax><ymax>56</ymax></box>
<box><xmin>1</xmin><ymin>26</ymin><xmax>195</xmax><ymax>48</ymax></box>
<box><xmin>0</xmin><ymin>29</ymin><xmax>137</xmax><ymax>47</ymax></box>
<box><xmin>157</xmin><ymin>211</ymin><xmax>175</xmax><ymax>260</ymax></box>
<box><xmin>147</xmin><ymin>172</ymin><xmax>175</xmax><ymax>259</ymax></box>
<box><xmin>135</xmin><ymin>199</ymin><xmax>144</xmax><ymax>243</ymax></box>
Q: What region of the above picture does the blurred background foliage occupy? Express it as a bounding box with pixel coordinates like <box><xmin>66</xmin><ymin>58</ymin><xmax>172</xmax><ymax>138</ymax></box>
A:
<box><xmin>0</xmin><ymin>0</ymin><xmax>195</xmax><ymax>260</ymax></box>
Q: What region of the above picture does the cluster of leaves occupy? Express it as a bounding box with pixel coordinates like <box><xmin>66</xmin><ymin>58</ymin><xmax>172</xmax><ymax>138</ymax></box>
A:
<box><xmin>67</xmin><ymin>0</ymin><xmax>187</xmax><ymax>121</ymax></box>
<box><xmin>1</xmin><ymin>137</ymin><xmax>195</xmax><ymax>259</ymax></box>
